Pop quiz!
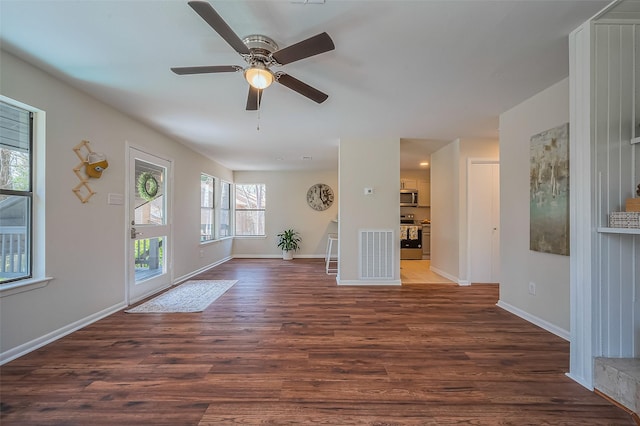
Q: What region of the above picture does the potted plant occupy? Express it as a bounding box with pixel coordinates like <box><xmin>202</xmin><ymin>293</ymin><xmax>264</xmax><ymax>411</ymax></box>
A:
<box><xmin>277</xmin><ymin>229</ymin><xmax>301</xmax><ymax>260</ymax></box>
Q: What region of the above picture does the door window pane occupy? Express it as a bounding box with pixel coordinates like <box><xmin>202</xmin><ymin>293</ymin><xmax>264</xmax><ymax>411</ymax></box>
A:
<box><xmin>134</xmin><ymin>160</ymin><xmax>165</xmax><ymax>225</ymax></box>
<box><xmin>134</xmin><ymin>236</ymin><xmax>164</xmax><ymax>283</ymax></box>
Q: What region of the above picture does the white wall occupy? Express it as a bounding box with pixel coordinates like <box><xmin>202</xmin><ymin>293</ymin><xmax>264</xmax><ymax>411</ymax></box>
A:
<box><xmin>457</xmin><ymin>139</ymin><xmax>499</xmax><ymax>283</ymax></box>
<box><xmin>431</xmin><ymin>140</ymin><xmax>460</xmax><ymax>280</ymax></box>
<box><xmin>232</xmin><ymin>170</ymin><xmax>338</xmax><ymax>257</ymax></box>
<box><xmin>499</xmin><ymin>78</ymin><xmax>571</xmax><ymax>335</ymax></box>
<box><xmin>430</xmin><ymin>138</ymin><xmax>499</xmax><ymax>283</ymax></box>
<box><xmin>338</xmin><ymin>138</ymin><xmax>400</xmax><ymax>284</ymax></box>
<box><xmin>0</xmin><ymin>51</ymin><xmax>233</xmax><ymax>360</ymax></box>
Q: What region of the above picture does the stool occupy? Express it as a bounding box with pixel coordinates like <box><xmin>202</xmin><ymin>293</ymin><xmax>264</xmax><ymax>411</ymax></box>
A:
<box><xmin>325</xmin><ymin>233</ymin><xmax>338</xmax><ymax>275</ymax></box>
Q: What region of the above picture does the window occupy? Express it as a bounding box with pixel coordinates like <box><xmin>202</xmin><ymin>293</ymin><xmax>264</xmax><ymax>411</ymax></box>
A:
<box><xmin>200</xmin><ymin>173</ymin><xmax>215</xmax><ymax>242</ymax></box>
<box><xmin>0</xmin><ymin>100</ymin><xmax>33</xmax><ymax>283</ymax></box>
<box><xmin>235</xmin><ymin>184</ymin><xmax>265</xmax><ymax>236</ymax></box>
<box><xmin>219</xmin><ymin>181</ymin><xmax>231</xmax><ymax>237</ymax></box>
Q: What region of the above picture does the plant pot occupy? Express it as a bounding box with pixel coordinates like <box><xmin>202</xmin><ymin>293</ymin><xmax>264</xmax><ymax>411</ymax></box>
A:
<box><xmin>282</xmin><ymin>250</ymin><xmax>294</xmax><ymax>260</ymax></box>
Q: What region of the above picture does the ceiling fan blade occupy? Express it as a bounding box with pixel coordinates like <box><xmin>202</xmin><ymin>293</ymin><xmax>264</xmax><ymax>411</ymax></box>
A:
<box><xmin>188</xmin><ymin>1</ymin><xmax>250</xmax><ymax>55</ymax></box>
<box><xmin>277</xmin><ymin>73</ymin><xmax>328</xmax><ymax>104</ymax></box>
<box><xmin>171</xmin><ymin>65</ymin><xmax>241</xmax><ymax>75</ymax></box>
<box><xmin>246</xmin><ymin>86</ymin><xmax>263</xmax><ymax>111</ymax></box>
<box><xmin>272</xmin><ymin>32</ymin><xmax>335</xmax><ymax>65</ymax></box>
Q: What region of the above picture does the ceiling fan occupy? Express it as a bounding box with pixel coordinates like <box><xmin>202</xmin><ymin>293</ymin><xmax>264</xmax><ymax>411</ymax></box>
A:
<box><xmin>171</xmin><ymin>1</ymin><xmax>335</xmax><ymax>110</ymax></box>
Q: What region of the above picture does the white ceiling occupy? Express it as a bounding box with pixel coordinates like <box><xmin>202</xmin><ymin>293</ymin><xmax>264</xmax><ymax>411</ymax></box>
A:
<box><xmin>0</xmin><ymin>0</ymin><xmax>615</xmax><ymax>171</ymax></box>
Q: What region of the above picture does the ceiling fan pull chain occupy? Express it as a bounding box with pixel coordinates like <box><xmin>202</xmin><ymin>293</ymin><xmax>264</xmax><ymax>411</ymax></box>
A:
<box><xmin>257</xmin><ymin>103</ymin><xmax>261</xmax><ymax>131</ymax></box>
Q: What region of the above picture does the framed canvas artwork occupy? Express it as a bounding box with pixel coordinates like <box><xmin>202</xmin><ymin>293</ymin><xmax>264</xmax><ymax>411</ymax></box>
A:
<box><xmin>530</xmin><ymin>123</ymin><xmax>570</xmax><ymax>256</ymax></box>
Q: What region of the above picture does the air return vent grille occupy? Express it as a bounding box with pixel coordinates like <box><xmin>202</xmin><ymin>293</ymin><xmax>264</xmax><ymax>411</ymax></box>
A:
<box><xmin>359</xmin><ymin>229</ymin><xmax>394</xmax><ymax>280</ymax></box>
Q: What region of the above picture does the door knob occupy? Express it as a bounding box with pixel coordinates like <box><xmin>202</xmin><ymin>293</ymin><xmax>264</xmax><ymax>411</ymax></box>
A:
<box><xmin>130</xmin><ymin>227</ymin><xmax>143</xmax><ymax>239</ymax></box>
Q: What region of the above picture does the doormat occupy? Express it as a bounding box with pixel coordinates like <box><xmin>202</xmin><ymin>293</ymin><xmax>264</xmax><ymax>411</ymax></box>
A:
<box><xmin>125</xmin><ymin>280</ymin><xmax>237</xmax><ymax>313</ymax></box>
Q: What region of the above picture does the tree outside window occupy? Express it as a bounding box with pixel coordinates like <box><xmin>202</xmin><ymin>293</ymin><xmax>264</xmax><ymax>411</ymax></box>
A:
<box><xmin>235</xmin><ymin>184</ymin><xmax>265</xmax><ymax>236</ymax></box>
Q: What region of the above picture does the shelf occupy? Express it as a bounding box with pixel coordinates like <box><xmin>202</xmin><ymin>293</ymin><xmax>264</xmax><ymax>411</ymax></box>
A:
<box><xmin>597</xmin><ymin>227</ymin><xmax>640</xmax><ymax>235</ymax></box>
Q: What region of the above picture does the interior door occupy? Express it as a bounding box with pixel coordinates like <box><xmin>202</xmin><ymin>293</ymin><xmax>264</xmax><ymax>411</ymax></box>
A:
<box><xmin>469</xmin><ymin>162</ymin><xmax>500</xmax><ymax>283</ymax></box>
<box><xmin>128</xmin><ymin>147</ymin><xmax>172</xmax><ymax>303</ymax></box>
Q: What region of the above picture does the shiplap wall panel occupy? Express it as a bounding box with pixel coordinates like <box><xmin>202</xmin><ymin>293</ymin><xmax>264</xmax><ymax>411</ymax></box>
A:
<box><xmin>593</xmin><ymin>22</ymin><xmax>640</xmax><ymax>358</ymax></box>
<box><xmin>594</xmin><ymin>24</ymin><xmax>611</xmax><ymax>356</ymax></box>
<box><xmin>617</xmin><ymin>23</ymin><xmax>630</xmax><ymax>356</ymax></box>
<box><xmin>635</xmin><ymin>24</ymin><xmax>639</xmax><ymax>357</ymax></box>
<box><xmin>594</xmin><ymin>26</ymin><xmax>610</xmax><ymax>227</ymax></box>
<box><xmin>621</xmin><ymin>25</ymin><xmax>635</xmax><ymax>197</ymax></box>
<box><xmin>620</xmin><ymin>236</ymin><xmax>635</xmax><ymax>354</ymax></box>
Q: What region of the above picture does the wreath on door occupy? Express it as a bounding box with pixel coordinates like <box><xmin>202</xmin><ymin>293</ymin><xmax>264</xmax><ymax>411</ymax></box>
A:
<box><xmin>137</xmin><ymin>172</ymin><xmax>159</xmax><ymax>201</ymax></box>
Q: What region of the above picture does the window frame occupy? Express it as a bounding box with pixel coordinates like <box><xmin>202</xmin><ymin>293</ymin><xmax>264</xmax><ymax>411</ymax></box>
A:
<box><xmin>200</xmin><ymin>173</ymin><xmax>215</xmax><ymax>243</ymax></box>
<box><xmin>0</xmin><ymin>96</ymin><xmax>51</xmax><ymax>296</ymax></box>
<box><xmin>234</xmin><ymin>183</ymin><xmax>266</xmax><ymax>237</ymax></box>
<box><xmin>0</xmin><ymin>99</ymin><xmax>34</xmax><ymax>285</ymax></box>
<box><xmin>219</xmin><ymin>180</ymin><xmax>232</xmax><ymax>238</ymax></box>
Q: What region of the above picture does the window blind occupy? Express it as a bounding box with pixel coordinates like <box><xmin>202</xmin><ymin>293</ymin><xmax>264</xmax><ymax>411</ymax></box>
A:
<box><xmin>0</xmin><ymin>101</ymin><xmax>31</xmax><ymax>152</ymax></box>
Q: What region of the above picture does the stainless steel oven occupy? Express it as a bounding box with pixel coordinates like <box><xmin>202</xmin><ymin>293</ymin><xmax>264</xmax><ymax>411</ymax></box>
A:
<box><xmin>400</xmin><ymin>214</ymin><xmax>422</xmax><ymax>259</ymax></box>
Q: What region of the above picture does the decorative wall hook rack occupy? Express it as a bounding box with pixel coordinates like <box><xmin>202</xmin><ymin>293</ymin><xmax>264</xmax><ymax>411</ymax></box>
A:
<box><xmin>72</xmin><ymin>140</ymin><xmax>108</xmax><ymax>203</ymax></box>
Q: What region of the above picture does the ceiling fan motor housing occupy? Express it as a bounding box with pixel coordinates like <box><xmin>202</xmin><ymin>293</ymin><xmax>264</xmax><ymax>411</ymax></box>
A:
<box><xmin>243</xmin><ymin>34</ymin><xmax>279</xmax><ymax>65</ymax></box>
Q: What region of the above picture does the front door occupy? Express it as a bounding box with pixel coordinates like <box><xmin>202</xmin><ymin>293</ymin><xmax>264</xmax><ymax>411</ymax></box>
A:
<box><xmin>127</xmin><ymin>147</ymin><xmax>172</xmax><ymax>303</ymax></box>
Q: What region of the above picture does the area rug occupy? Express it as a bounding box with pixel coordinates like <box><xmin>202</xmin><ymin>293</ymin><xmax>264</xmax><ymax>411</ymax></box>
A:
<box><xmin>125</xmin><ymin>280</ymin><xmax>237</xmax><ymax>313</ymax></box>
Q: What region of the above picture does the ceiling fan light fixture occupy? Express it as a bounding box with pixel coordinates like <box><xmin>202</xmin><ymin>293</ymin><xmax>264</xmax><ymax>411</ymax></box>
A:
<box><xmin>245</xmin><ymin>65</ymin><xmax>274</xmax><ymax>89</ymax></box>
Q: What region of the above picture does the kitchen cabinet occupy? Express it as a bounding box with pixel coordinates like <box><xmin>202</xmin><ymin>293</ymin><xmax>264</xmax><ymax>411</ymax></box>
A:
<box><xmin>422</xmin><ymin>225</ymin><xmax>431</xmax><ymax>256</ymax></box>
<box><xmin>400</xmin><ymin>179</ymin><xmax>417</xmax><ymax>190</ymax></box>
<box><xmin>417</xmin><ymin>180</ymin><xmax>430</xmax><ymax>207</ymax></box>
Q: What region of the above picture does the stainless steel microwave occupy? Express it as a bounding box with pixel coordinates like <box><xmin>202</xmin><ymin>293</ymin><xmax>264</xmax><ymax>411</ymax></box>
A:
<box><xmin>400</xmin><ymin>189</ymin><xmax>418</xmax><ymax>206</ymax></box>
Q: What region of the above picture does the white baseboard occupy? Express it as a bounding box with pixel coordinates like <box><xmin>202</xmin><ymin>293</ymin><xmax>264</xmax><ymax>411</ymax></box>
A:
<box><xmin>0</xmin><ymin>302</ymin><xmax>126</xmax><ymax>365</ymax></box>
<box><xmin>565</xmin><ymin>371</ymin><xmax>594</xmax><ymax>391</ymax></box>
<box><xmin>429</xmin><ymin>266</ymin><xmax>462</xmax><ymax>285</ymax></box>
<box><xmin>496</xmin><ymin>300</ymin><xmax>570</xmax><ymax>341</ymax></box>
<box><xmin>232</xmin><ymin>254</ymin><xmax>325</xmax><ymax>259</ymax></box>
<box><xmin>173</xmin><ymin>256</ymin><xmax>232</xmax><ymax>284</ymax></box>
<box><xmin>232</xmin><ymin>254</ymin><xmax>281</xmax><ymax>259</ymax></box>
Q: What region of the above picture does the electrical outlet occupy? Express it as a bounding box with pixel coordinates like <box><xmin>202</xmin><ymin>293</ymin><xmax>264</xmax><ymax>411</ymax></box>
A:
<box><xmin>528</xmin><ymin>282</ymin><xmax>536</xmax><ymax>295</ymax></box>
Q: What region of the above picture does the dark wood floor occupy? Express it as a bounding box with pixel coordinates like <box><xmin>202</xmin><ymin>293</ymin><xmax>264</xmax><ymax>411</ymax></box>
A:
<box><xmin>0</xmin><ymin>259</ymin><xmax>634</xmax><ymax>425</ymax></box>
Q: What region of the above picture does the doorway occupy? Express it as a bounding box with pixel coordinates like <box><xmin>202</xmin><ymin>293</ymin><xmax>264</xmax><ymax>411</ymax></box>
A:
<box><xmin>127</xmin><ymin>147</ymin><xmax>172</xmax><ymax>303</ymax></box>
<box><xmin>467</xmin><ymin>161</ymin><xmax>500</xmax><ymax>283</ymax></box>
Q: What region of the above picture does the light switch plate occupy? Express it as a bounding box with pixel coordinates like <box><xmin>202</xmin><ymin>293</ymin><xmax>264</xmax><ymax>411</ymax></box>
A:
<box><xmin>107</xmin><ymin>193</ymin><xmax>124</xmax><ymax>205</ymax></box>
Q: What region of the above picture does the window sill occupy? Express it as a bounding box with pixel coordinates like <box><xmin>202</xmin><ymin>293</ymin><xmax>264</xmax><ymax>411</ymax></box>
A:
<box><xmin>0</xmin><ymin>276</ymin><xmax>54</xmax><ymax>298</ymax></box>
<box><xmin>200</xmin><ymin>236</ymin><xmax>234</xmax><ymax>245</ymax></box>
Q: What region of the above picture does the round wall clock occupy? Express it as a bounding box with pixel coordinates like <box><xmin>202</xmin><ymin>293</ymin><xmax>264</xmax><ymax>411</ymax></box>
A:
<box><xmin>306</xmin><ymin>183</ymin><xmax>334</xmax><ymax>211</ymax></box>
